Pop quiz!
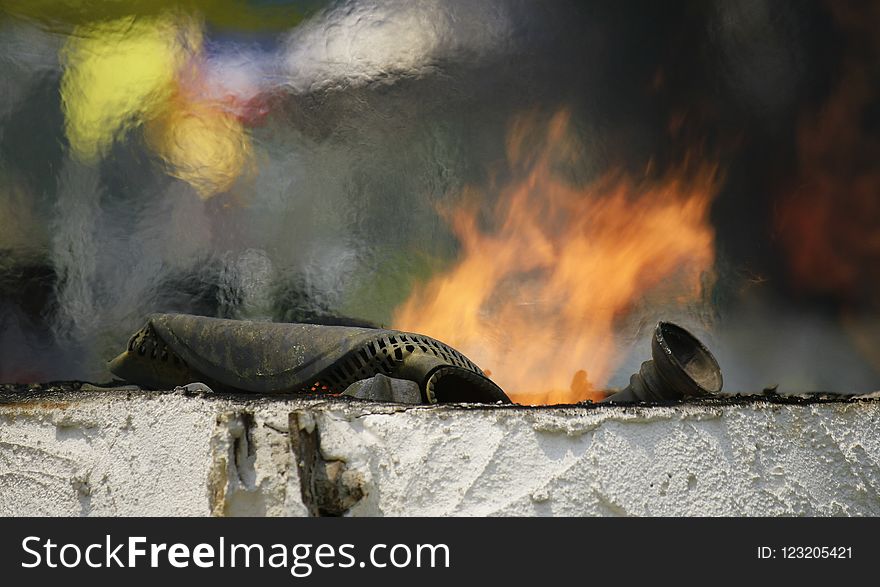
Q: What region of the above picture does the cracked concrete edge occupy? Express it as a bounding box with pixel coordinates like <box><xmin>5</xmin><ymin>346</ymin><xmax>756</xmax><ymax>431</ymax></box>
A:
<box><xmin>289</xmin><ymin>410</ymin><xmax>367</xmax><ymax>516</ymax></box>
<box><xmin>1</xmin><ymin>391</ymin><xmax>879</xmax><ymax>516</ymax></box>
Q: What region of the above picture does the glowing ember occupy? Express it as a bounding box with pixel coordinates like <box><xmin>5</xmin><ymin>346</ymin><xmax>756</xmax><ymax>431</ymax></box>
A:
<box><xmin>393</xmin><ymin>110</ymin><xmax>719</xmax><ymax>404</ymax></box>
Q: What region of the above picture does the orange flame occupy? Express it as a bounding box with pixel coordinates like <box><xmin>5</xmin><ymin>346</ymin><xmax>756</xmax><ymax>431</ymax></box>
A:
<box><xmin>392</xmin><ymin>111</ymin><xmax>720</xmax><ymax>404</ymax></box>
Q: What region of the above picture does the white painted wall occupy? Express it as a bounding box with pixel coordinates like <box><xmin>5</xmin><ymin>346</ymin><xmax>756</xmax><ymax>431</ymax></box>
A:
<box><xmin>1</xmin><ymin>392</ymin><xmax>877</xmax><ymax>516</ymax></box>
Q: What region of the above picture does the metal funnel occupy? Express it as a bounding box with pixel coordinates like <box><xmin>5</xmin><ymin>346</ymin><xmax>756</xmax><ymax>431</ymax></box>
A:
<box><xmin>603</xmin><ymin>321</ymin><xmax>722</xmax><ymax>403</ymax></box>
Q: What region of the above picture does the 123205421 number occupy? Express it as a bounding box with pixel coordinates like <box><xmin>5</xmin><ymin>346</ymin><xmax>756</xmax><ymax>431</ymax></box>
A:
<box><xmin>758</xmin><ymin>547</ymin><xmax>853</xmax><ymax>559</ymax></box>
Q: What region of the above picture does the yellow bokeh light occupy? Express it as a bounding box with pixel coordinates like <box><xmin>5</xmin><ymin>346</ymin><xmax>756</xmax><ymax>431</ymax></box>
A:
<box><xmin>146</xmin><ymin>96</ymin><xmax>254</xmax><ymax>199</ymax></box>
<box><xmin>60</xmin><ymin>13</ymin><xmax>200</xmax><ymax>162</ymax></box>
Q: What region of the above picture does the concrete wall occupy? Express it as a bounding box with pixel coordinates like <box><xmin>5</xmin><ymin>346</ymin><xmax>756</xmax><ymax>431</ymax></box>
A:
<box><xmin>1</xmin><ymin>389</ymin><xmax>878</xmax><ymax>516</ymax></box>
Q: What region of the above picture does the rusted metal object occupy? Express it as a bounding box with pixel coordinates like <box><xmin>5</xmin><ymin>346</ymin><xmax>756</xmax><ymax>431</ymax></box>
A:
<box><xmin>603</xmin><ymin>321</ymin><xmax>722</xmax><ymax>403</ymax></box>
<box><xmin>108</xmin><ymin>313</ymin><xmax>511</xmax><ymax>404</ymax></box>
